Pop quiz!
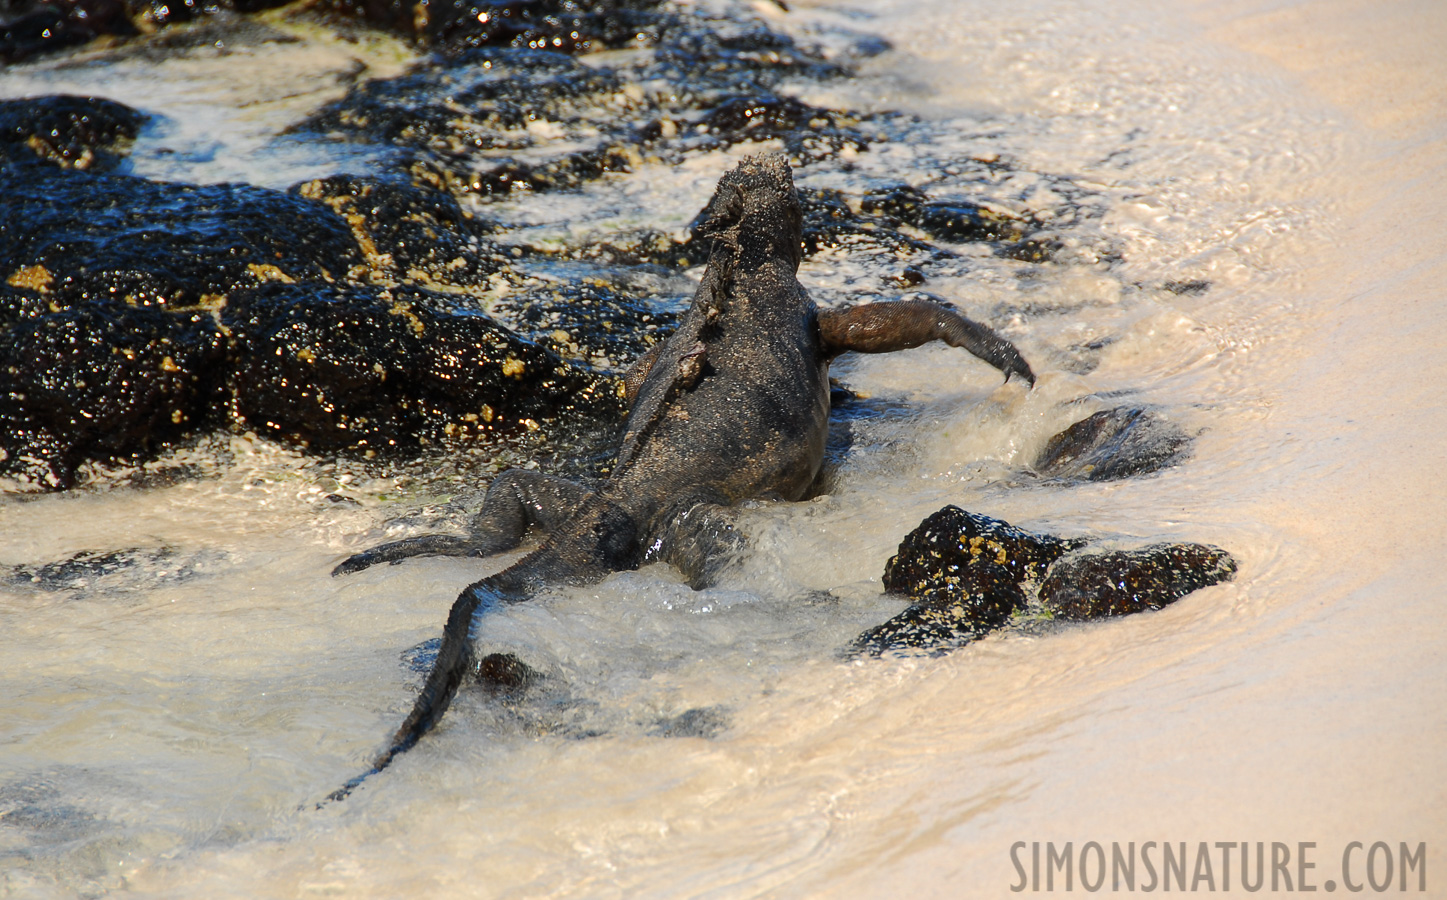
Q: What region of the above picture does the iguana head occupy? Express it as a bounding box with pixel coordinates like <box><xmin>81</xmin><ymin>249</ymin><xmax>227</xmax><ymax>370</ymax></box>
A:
<box><xmin>696</xmin><ymin>153</ymin><xmax>804</xmax><ymax>272</ymax></box>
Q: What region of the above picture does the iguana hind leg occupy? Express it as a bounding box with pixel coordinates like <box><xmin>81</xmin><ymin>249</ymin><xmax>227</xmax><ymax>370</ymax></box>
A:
<box><xmin>332</xmin><ymin>470</ymin><xmax>594</xmax><ymax>576</ymax></box>
<box><xmin>646</xmin><ymin>501</ymin><xmax>747</xmax><ymax>590</ymax></box>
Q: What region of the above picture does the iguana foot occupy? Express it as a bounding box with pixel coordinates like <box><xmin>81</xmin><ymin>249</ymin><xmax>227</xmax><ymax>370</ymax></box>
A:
<box><xmin>333</xmin><ymin>470</ymin><xmax>594</xmax><ymax>576</ymax></box>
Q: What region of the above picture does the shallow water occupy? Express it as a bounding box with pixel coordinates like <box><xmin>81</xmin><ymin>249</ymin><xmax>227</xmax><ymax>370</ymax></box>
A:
<box><xmin>2</xmin><ymin>0</ymin><xmax>1445</xmax><ymax>896</ymax></box>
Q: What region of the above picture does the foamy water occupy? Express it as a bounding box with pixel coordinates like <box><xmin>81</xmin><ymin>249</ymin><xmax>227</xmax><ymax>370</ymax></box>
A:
<box><xmin>2</xmin><ymin>0</ymin><xmax>1444</xmax><ymax>897</ymax></box>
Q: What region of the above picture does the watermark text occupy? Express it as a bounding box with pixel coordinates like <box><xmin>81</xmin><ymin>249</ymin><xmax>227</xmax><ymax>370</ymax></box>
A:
<box><xmin>1009</xmin><ymin>841</ymin><xmax>1427</xmax><ymax>892</ymax></box>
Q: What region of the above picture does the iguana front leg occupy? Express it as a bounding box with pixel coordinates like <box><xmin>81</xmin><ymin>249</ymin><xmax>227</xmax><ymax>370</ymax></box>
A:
<box><xmin>622</xmin><ymin>342</ymin><xmax>664</xmax><ymax>406</ymax></box>
<box><xmin>332</xmin><ymin>470</ymin><xmax>594</xmax><ymax>576</ymax></box>
<box><xmin>818</xmin><ymin>295</ymin><xmax>1035</xmax><ymax>385</ymax></box>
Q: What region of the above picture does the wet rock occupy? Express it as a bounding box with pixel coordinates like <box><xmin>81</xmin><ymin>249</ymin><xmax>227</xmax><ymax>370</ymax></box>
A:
<box><xmin>1039</xmin><ymin>544</ymin><xmax>1237</xmax><ymax>619</ymax></box>
<box><xmin>0</xmin><ymin>0</ymin><xmax>137</xmax><ymax>63</ymax></box>
<box><xmin>650</xmin><ymin>705</ymin><xmax>728</xmax><ymax>738</ymax></box>
<box><xmin>795</xmin><ymin>187</ymin><xmax>932</xmax><ymax>259</ymax></box>
<box><xmin>854</xmin><ymin>560</ymin><xmax>1026</xmax><ymax>654</ymax></box>
<box><xmin>300</xmin><ymin>47</ymin><xmax>647</xmax><ymax>198</ymax></box>
<box><xmin>887</xmin><ymin>265</ymin><xmax>927</xmax><ymax>288</ymax></box>
<box><xmin>689</xmin><ymin>94</ymin><xmax>867</xmax><ymax>160</ymax></box>
<box><xmin>859</xmin><ymin>506</ymin><xmax>1233</xmax><ymax>654</ymax></box>
<box><xmin>223</xmin><ymin>281</ymin><xmax>622</xmax><ymax>455</ymax></box>
<box><xmin>857</xmin><ymin>184</ymin><xmax>922</xmax><ymax>223</ymax></box>
<box><xmin>6</xmin><ymin>545</ymin><xmax>224</xmax><ymax>593</ymax></box>
<box><xmin>551</xmin><ymin>229</ymin><xmax>701</xmax><ymax>269</ymax></box>
<box><xmin>0</xmin><ymin>95</ymin><xmax>147</xmax><ymax>172</ymax></box>
<box><xmin>300</xmin><ymin>8</ymin><xmax>860</xmax><ymax>198</ymax></box>
<box><xmin>882</xmin><ymin>505</ymin><xmax>1081</xmax><ymax>596</ymax></box>
<box><xmin>861</xmin><ymin>506</ymin><xmax>1079</xmax><ymax>655</ymax></box>
<box><xmin>318</xmin><ymin>0</ymin><xmax>671</xmax><ymax>53</ymax></box>
<box><xmin>1002</xmin><ymin>234</ymin><xmax>1064</xmax><ymax>263</ymax></box>
<box><xmin>493</xmin><ymin>279</ymin><xmax>677</xmax><ymax>367</ymax></box>
<box><xmin>290</xmin><ymin>174</ymin><xmax>506</xmax><ymax>288</ymax></box>
<box><xmin>918</xmin><ymin>201</ymin><xmax>1027</xmax><ymax>244</ymax></box>
<box><xmin>474</xmin><ymin>651</ymin><xmax>543</xmax><ymax>695</ymax></box>
<box><xmin>125</xmin><ymin>0</ymin><xmax>297</xmax><ymax>30</ymax></box>
<box><xmin>1034</xmin><ymin>407</ymin><xmax>1192</xmax><ymax>481</ymax></box>
<box><xmin>0</xmin><ymin>302</ymin><xmax>226</xmax><ymax>488</ymax></box>
<box><xmin>861</xmin><ymin>184</ymin><xmax>1029</xmax><ymax>244</ymax></box>
<box><xmin>301</xmin><ymin>48</ymin><xmax>621</xmax><ymax>156</ymax></box>
<box><xmin>0</xmin><ymin>0</ymin><xmax>301</xmax><ymax>63</ymax></box>
<box><xmin>0</xmin><ymin>164</ymin><xmax>363</xmax><ymax>311</ymax></box>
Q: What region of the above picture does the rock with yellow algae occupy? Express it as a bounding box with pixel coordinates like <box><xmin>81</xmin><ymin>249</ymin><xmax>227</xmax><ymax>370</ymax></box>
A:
<box><xmin>858</xmin><ymin>505</ymin><xmax>1235</xmax><ymax>655</ymax></box>
<box><xmin>223</xmin><ymin>282</ymin><xmax>621</xmax><ymax>456</ymax></box>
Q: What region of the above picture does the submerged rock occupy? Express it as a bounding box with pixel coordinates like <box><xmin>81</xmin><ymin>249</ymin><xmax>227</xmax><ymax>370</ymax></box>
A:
<box><xmin>1039</xmin><ymin>544</ymin><xmax>1237</xmax><ymax>619</ymax></box>
<box><xmin>650</xmin><ymin>706</ymin><xmax>728</xmax><ymax>739</ymax></box>
<box><xmin>858</xmin><ymin>505</ymin><xmax>1235</xmax><ymax>654</ymax></box>
<box><xmin>6</xmin><ymin>545</ymin><xmax>225</xmax><ymax>593</ymax></box>
<box><xmin>1034</xmin><ymin>407</ymin><xmax>1192</xmax><ymax>481</ymax></box>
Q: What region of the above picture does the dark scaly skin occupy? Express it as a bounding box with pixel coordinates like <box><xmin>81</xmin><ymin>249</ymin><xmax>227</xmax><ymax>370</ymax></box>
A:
<box><xmin>325</xmin><ymin>155</ymin><xmax>1034</xmax><ymax>801</ymax></box>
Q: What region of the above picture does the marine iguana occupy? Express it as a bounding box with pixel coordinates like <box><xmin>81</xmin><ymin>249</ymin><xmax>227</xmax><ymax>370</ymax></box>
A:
<box><xmin>328</xmin><ymin>154</ymin><xmax>1034</xmax><ymax>799</ymax></box>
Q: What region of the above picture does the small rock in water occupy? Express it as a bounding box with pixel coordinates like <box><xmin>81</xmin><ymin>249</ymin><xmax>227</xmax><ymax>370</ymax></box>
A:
<box><xmin>1034</xmin><ymin>407</ymin><xmax>1192</xmax><ymax>482</ymax></box>
<box><xmin>474</xmin><ymin>652</ymin><xmax>543</xmax><ymax>696</ymax></box>
<box><xmin>1039</xmin><ymin>544</ymin><xmax>1237</xmax><ymax>619</ymax></box>
<box><xmin>650</xmin><ymin>706</ymin><xmax>729</xmax><ymax>739</ymax></box>
<box><xmin>855</xmin><ymin>560</ymin><xmax>1026</xmax><ymax>654</ymax></box>
<box><xmin>857</xmin><ymin>505</ymin><xmax>1235</xmax><ymax>653</ymax></box>
<box><xmin>7</xmin><ymin>546</ymin><xmax>224</xmax><ymax>594</ymax></box>
<box><xmin>882</xmin><ymin>505</ymin><xmax>1082</xmax><ymax>595</ymax></box>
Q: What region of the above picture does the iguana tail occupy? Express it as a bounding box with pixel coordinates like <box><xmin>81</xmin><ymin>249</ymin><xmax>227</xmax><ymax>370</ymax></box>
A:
<box><xmin>322</xmin><ymin>576</ymin><xmax>509</xmax><ymax>804</ymax></box>
<box><xmin>320</xmin><ymin>498</ymin><xmax>641</xmax><ymax>805</ymax></box>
